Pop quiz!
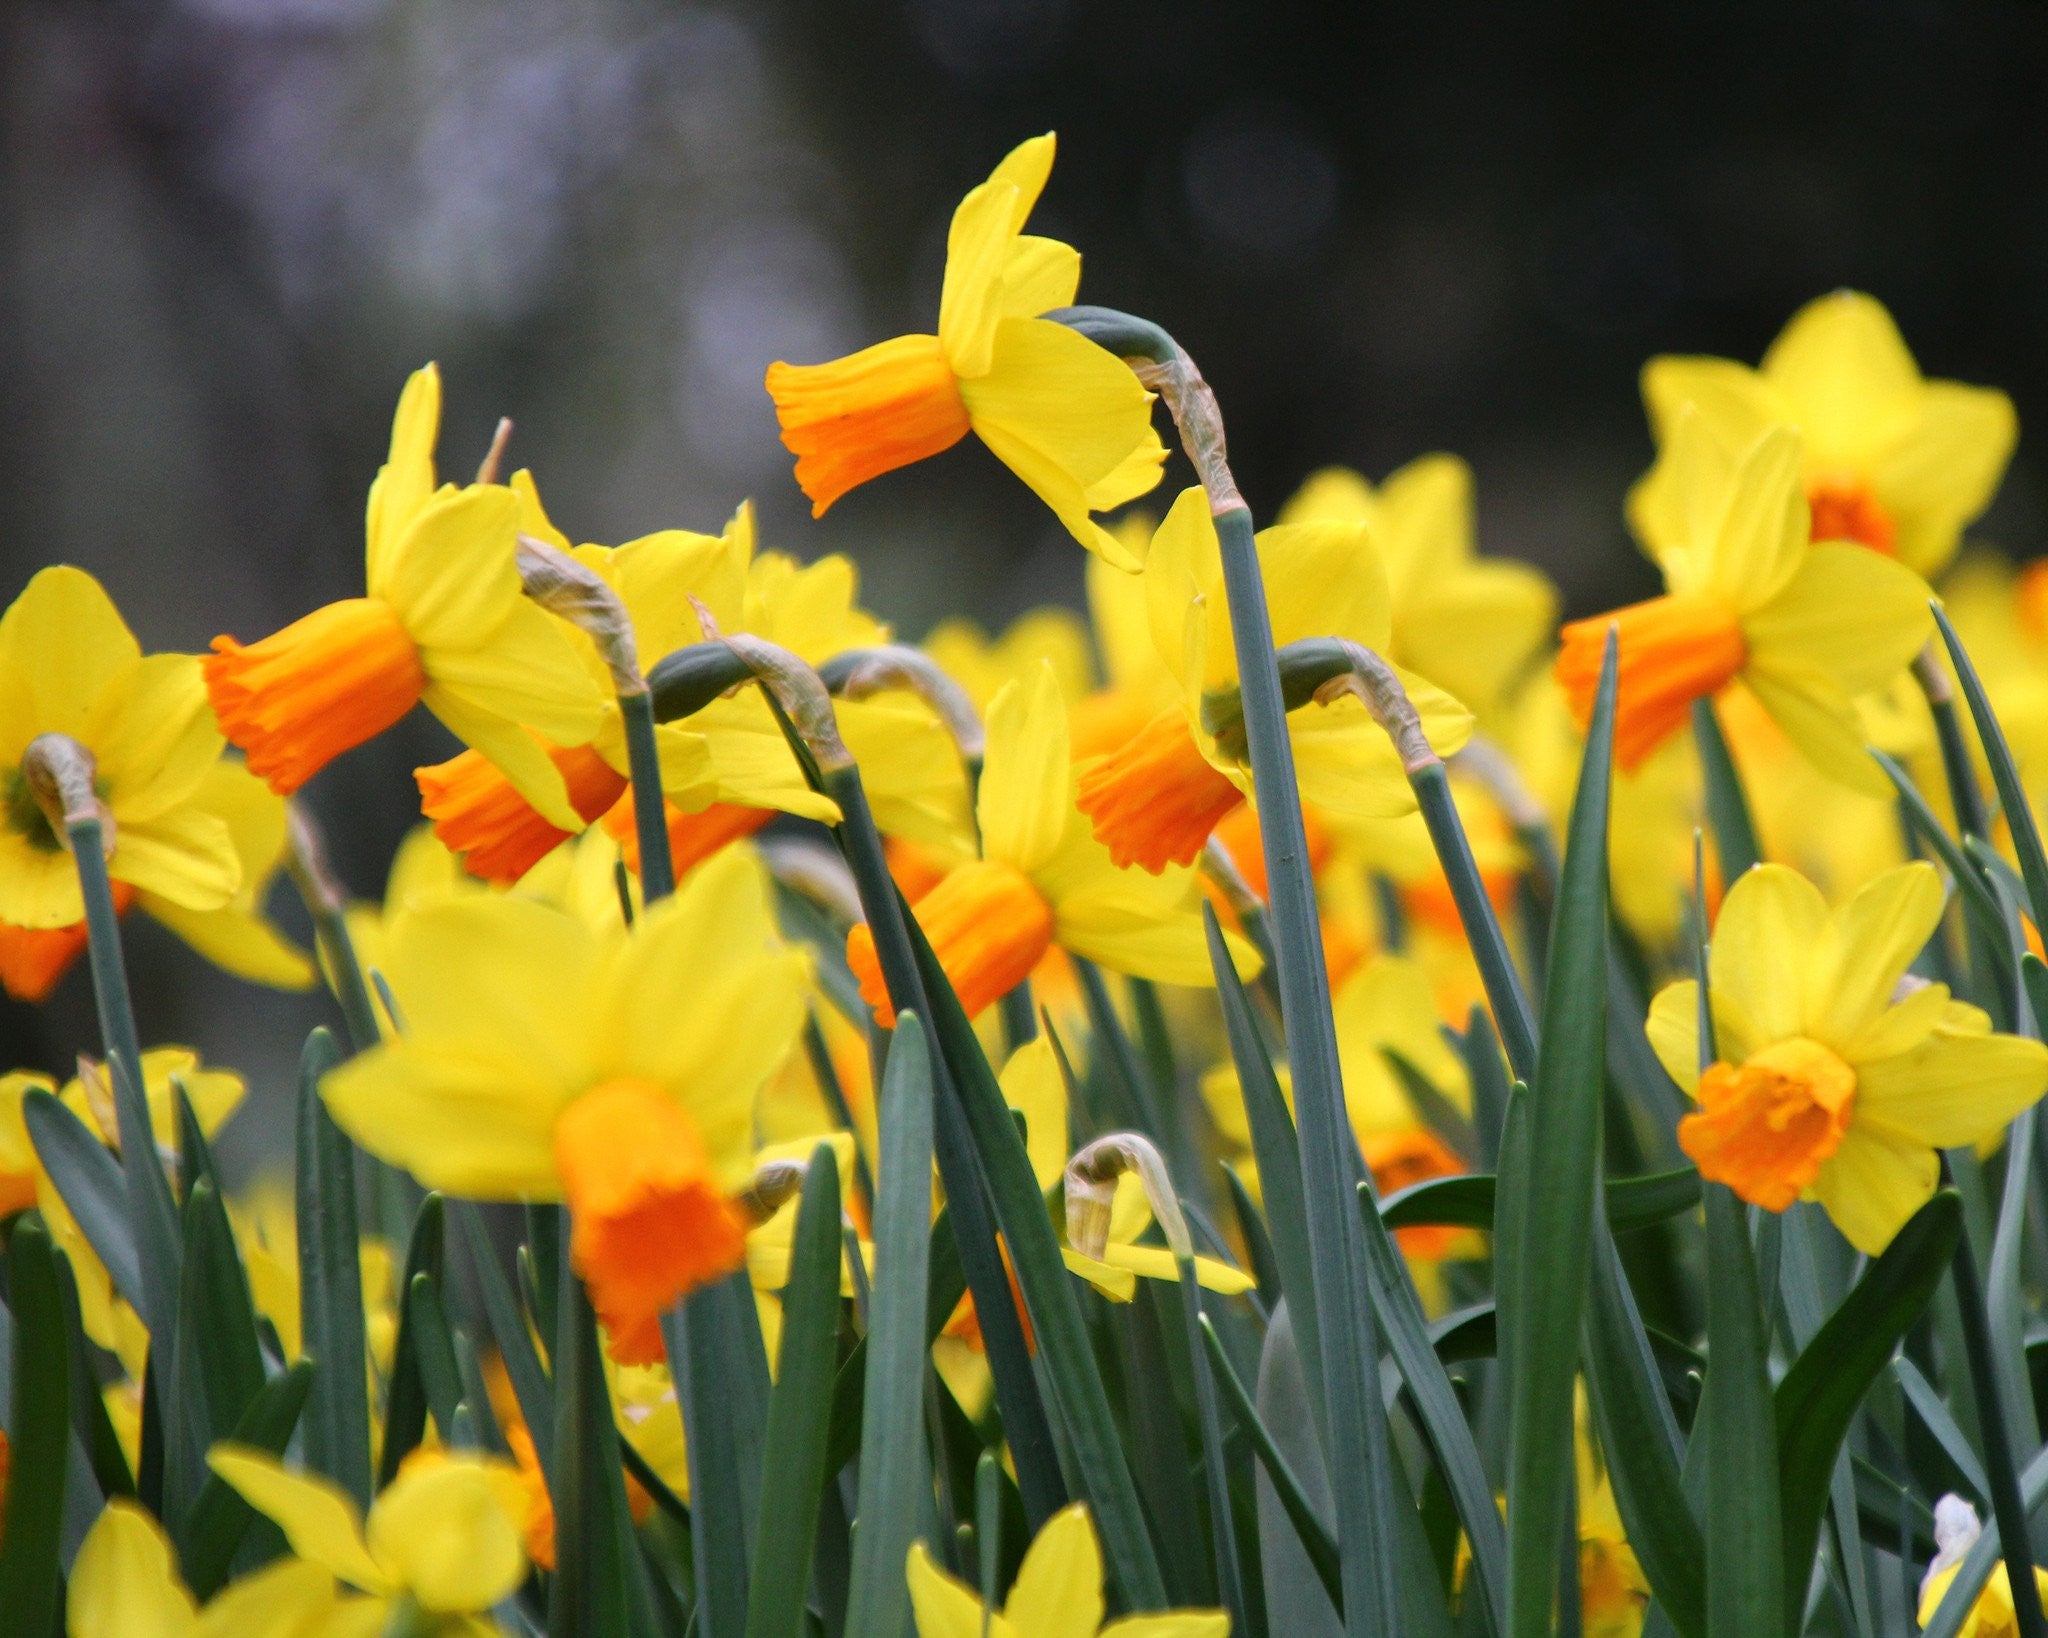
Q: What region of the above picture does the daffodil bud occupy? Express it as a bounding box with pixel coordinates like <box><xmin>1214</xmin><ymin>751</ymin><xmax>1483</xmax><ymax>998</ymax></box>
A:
<box><xmin>1064</xmin><ymin>1132</ymin><xmax>1190</xmax><ymax>1264</ymax></box>
<box><xmin>740</xmin><ymin>1157</ymin><xmax>809</xmax><ymax>1225</ymax></box>
<box><xmin>20</xmin><ymin>732</ymin><xmax>112</xmax><ymax>853</ymax></box>
<box><xmin>515</xmin><ymin>535</ymin><xmax>645</xmax><ymax>698</ymax></box>
<box><xmin>816</xmin><ymin>645</ymin><xmax>986</xmax><ymax>763</ymax></box>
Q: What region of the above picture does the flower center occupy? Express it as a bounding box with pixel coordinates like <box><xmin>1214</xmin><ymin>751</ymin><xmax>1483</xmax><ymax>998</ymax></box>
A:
<box><xmin>552</xmin><ymin>1079</ymin><xmax>749</xmax><ymax>1360</ymax></box>
<box><xmin>418</xmin><ymin>740</ymin><xmax>627</xmax><ymax>884</ymax></box>
<box><xmin>1075</xmin><ymin>705</ymin><xmax>1246</xmax><ymax>873</ymax></box>
<box><xmin>205</xmin><ymin>597</ymin><xmax>427</xmax><ymax>794</ymax></box>
<box><xmin>1806</xmin><ymin>479</ymin><xmax>1897</xmax><ymax>556</ymax></box>
<box><xmin>845</xmin><ymin>858</ymin><xmax>1054</xmax><ymax>1025</ymax></box>
<box><xmin>1555</xmin><ymin>593</ymin><xmax>1748</xmax><ymax>771</ymax></box>
<box><xmin>1677</xmin><ymin>1036</ymin><xmax>1857</xmax><ymax>1212</ymax></box>
<box><xmin>764</xmin><ymin>334</ymin><xmax>973</xmax><ymax>517</ymax></box>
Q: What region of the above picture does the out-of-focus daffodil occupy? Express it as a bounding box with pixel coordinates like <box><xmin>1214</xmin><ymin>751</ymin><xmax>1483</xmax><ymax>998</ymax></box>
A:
<box><xmin>1280</xmin><ymin>455</ymin><xmax>1559</xmax><ymax>722</ymax></box>
<box><xmin>1648</xmin><ymin>862</ymin><xmax>2048</xmax><ymax>1253</ymax></box>
<box><xmin>1557</xmin><ymin>419</ymin><xmax>1931</xmax><ymax>789</ymax></box>
<box><xmin>907</xmin><ymin>1502</ymin><xmax>1227</xmax><ymax>1638</ymax></box>
<box><xmin>65</xmin><ymin>1499</ymin><xmax>338</xmax><ymax>1638</ymax></box>
<box><xmin>1</xmin><ymin>567</ymin><xmax>238</xmax><ymax>930</ymax></box>
<box><xmin>925</xmin><ymin>604</ymin><xmax>1094</xmax><ymax>716</ymax></box>
<box><xmin>766</xmin><ymin>135</ymin><xmax>1165</xmax><ymax>566</ymax></box>
<box><xmin>1077</xmin><ymin>487</ymin><xmax>1472</xmax><ymax>873</ymax></box>
<box><xmin>322</xmin><ymin>847</ymin><xmax>809</xmax><ymax>1357</ymax></box>
<box><xmin>206</xmin><ymin>365</ymin><xmax>605</xmax><ymax>819</ymax></box>
<box><xmin>1632</xmin><ymin>290</ymin><xmax>2015</xmax><ymax>578</ymax></box>
<box><xmin>847</xmin><ymin>664</ymin><xmax>1256</xmax><ymax>1023</ymax></box>
<box><xmin>208</xmin><ymin>1444</ymin><xmax>529</xmax><ymax>1624</ymax></box>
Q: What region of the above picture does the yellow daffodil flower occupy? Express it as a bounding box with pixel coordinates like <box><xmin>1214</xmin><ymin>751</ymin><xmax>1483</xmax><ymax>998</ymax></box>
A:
<box><xmin>65</xmin><ymin>1499</ymin><xmax>337</xmax><ymax>1638</ymax></box>
<box><xmin>205</xmin><ymin>365</ymin><xmax>605</xmax><ymax>822</ymax></box>
<box><xmin>1631</xmin><ymin>290</ymin><xmax>2016</xmax><ymax>577</ymax></box>
<box><xmin>1280</xmin><ymin>455</ymin><xmax>1559</xmax><ymax>722</ymax></box>
<box><xmin>413</xmin><ymin>473</ymin><xmax>735</xmax><ymax>883</ymax></box>
<box><xmin>0</xmin><ymin>566</ymin><xmax>238</xmax><ymax>929</ymax></box>
<box><xmin>907</xmin><ymin>1502</ymin><xmax>1227</xmax><ymax>1638</ymax></box>
<box><xmin>1077</xmin><ymin>487</ymin><xmax>1472</xmax><ymax>873</ymax></box>
<box><xmin>925</xmin><ymin>604</ymin><xmax>1095</xmax><ymax>717</ymax></box>
<box><xmin>208</xmin><ymin>1444</ymin><xmax>529</xmax><ymax>1624</ymax></box>
<box><xmin>1647</xmin><ymin>861</ymin><xmax>2048</xmax><ymax>1253</ymax></box>
<box><xmin>321</xmin><ymin>846</ymin><xmax>810</xmax><ymax>1358</ymax></box>
<box><xmin>1557</xmin><ymin>417</ymin><xmax>1932</xmax><ymax>791</ymax></box>
<box><xmin>766</xmin><ymin>134</ymin><xmax>1165</xmax><ymax>566</ymax></box>
<box><xmin>846</xmin><ymin>663</ymin><xmax>1256</xmax><ymax>1023</ymax></box>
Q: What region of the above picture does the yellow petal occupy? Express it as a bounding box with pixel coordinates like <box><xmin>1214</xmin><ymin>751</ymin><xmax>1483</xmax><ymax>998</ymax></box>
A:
<box><xmin>193</xmin><ymin>1559</ymin><xmax>337</xmax><ymax>1638</ymax></box>
<box><xmin>141</xmin><ymin>894</ymin><xmax>315</xmax><ymax>989</ymax></box>
<box><xmin>1875</xmin><ymin>380</ymin><xmax>2018</xmax><ymax>577</ymax></box>
<box><xmin>0</xmin><ymin>827</ymin><xmax>85</xmax><ymax>928</ymax></box>
<box><xmin>109</xmin><ymin>808</ymin><xmax>242</xmax><ymax>913</ymax></box>
<box><xmin>1709</xmin><ymin>863</ymin><xmax>1827</xmax><ymax>1046</ymax></box>
<box><xmin>420</xmin><ymin>599</ymin><xmax>606</xmax><ymax>749</ymax></box>
<box><xmin>1000</xmin><ymin>1035</ymin><xmax>1070</xmax><ymax>1193</ymax></box>
<box><xmin>1644</xmin><ymin>980</ymin><xmax>1703</xmax><ymax>1094</ymax></box>
<box><xmin>907</xmin><ymin>1541</ymin><xmax>997</xmax><ymax>1638</ymax></box>
<box><xmin>1808</xmin><ymin>862</ymin><xmax>1946</xmax><ymax>1047</ymax></box>
<box><xmin>1087</xmin><ymin>548</ymin><xmax>1164</xmax><ymax>692</ymax></box>
<box><xmin>1105</xmin><ymin>1242</ymin><xmax>1257</xmax><ymax>1296</ymax></box>
<box><xmin>206</xmin><ymin>1446</ymin><xmax>391</xmax><ymax>1594</ymax></box>
<box><xmin>1701</xmin><ymin>425</ymin><xmax>1808</xmax><ymax>610</ymax></box>
<box><xmin>1005</xmin><ymin>1504</ymin><xmax>1105</xmax><ymax>1638</ymax></box>
<box><xmin>365</xmin><ymin>364</ymin><xmax>443</xmax><ymax>589</ymax></box>
<box><xmin>938</xmin><ymin>134</ymin><xmax>1056</xmax><ymax>378</ymax></box>
<box><xmin>1143</xmin><ymin>488</ymin><xmax>1222</xmax><ymax>690</ymax></box>
<box><xmin>384</xmin><ymin>894</ymin><xmax>598</xmax><ymax>1069</ymax></box>
<box><xmin>1837</xmin><ymin>979</ymin><xmax>1952</xmax><ymax>1064</ymax></box>
<box><xmin>1257</xmin><ymin>519</ymin><xmax>1393</xmax><ymax>653</ymax></box>
<box><xmin>1390</xmin><ymin>560</ymin><xmax>1558</xmax><ymax>720</ymax></box>
<box><xmin>366</xmin><ymin>1456</ymin><xmax>528</xmax><ymax>1612</ymax></box>
<box><xmin>66</xmin><ymin>1501</ymin><xmax>199</xmax><ymax>1638</ymax></box>
<box><xmin>418</xmin><ymin>689</ymin><xmax>579</xmax><ymax>831</ymax></box>
<box><xmin>979</xmin><ymin>666</ymin><xmax>1073</xmax><ymax>876</ymax></box>
<box><xmin>377</xmin><ymin>483</ymin><xmax>520</xmax><ymax>644</ymax></box>
<box><xmin>999</xmin><ymin>234</ymin><xmax>1081</xmax><ymax>322</ymax></box>
<box><xmin>1278</xmin><ymin>465</ymin><xmax>1377</xmax><ymax>527</ymax></box>
<box><xmin>1761</xmin><ymin>290</ymin><xmax>1923</xmax><ymax>464</ymax></box>
<box><xmin>1641</xmin><ymin>355</ymin><xmax>1780</xmax><ymax>452</ymax></box>
<box><xmin>85</xmin><ymin>654</ymin><xmax>223</xmax><ymax>822</ymax></box>
<box><xmin>1741</xmin><ymin>544</ymin><xmax>1932</xmax><ymax>695</ymax></box>
<box><xmin>1856</xmin><ymin>1030</ymin><xmax>2048</xmax><ymax>1150</ymax></box>
<box><xmin>1374</xmin><ymin>453</ymin><xmax>1475</xmax><ymax>594</ymax></box>
<box><xmin>1807</xmin><ymin>1122</ymin><xmax>1939</xmax><ymax>1257</ymax></box>
<box><xmin>1064</xmin><ymin>1246</ymin><xmax>1140</xmax><ymax>1301</ymax></box>
<box><xmin>1104</xmin><ymin>1617</ymin><xmax>1233</xmax><ymax>1638</ymax></box>
<box><xmin>323</xmin><ymin>1042</ymin><xmax>566</xmax><ymax>1199</ymax></box>
<box><xmin>1737</xmin><ymin>661</ymin><xmax>1894</xmax><ymax>797</ymax></box>
<box><xmin>1</xmin><ymin>567</ymin><xmax>143</xmax><ymax>744</ymax></box>
<box><xmin>840</xmin><ymin>696</ymin><xmax>976</xmax><ymax>856</ymax></box>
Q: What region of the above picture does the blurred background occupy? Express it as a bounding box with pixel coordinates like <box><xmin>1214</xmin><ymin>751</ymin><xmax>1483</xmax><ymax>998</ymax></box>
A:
<box><xmin>7</xmin><ymin>0</ymin><xmax>2048</xmax><ymax>1166</ymax></box>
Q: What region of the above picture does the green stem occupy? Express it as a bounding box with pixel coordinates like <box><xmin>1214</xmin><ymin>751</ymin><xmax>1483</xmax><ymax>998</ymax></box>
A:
<box><xmin>1917</xmin><ymin>649</ymin><xmax>1991</xmax><ymax>841</ymax></box>
<box><xmin>285</xmin><ymin>814</ymin><xmax>383</xmax><ymax>1054</ymax></box>
<box><xmin>68</xmin><ymin>817</ymin><xmax>144</xmax><ymax>1086</ymax></box>
<box><xmin>619</xmin><ymin>689</ymin><xmax>676</xmax><ymax>902</ymax></box>
<box><xmin>1941</xmin><ymin>1152</ymin><xmax>2048</xmax><ymax>1638</ymax></box>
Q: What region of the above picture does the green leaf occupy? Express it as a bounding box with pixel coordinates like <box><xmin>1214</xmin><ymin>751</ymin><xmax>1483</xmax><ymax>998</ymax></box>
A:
<box><xmin>453</xmin><ymin>1201</ymin><xmax>554</xmax><ymax>1480</ymax></box>
<box><xmin>1501</xmin><ymin>629</ymin><xmax>1616</xmax><ymax>1638</ymax></box>
<box><xmin>166</xmin><ymin>1176</ymin><xmax>266</xmax><ymax>1536</ymax></box>
<box><xmin>404</xmin><ymin>1272</ymin><xmax>465</xmax><ymax>1444</ymax></box>
<box><xmin>1698</xmin><ymin>1187</ymin><xmax>1783</xmax><ymax>1638</ymax></box>
<box><xmin>1691</xmin><ymin>697</ymin><xmax>1761</xmax><ymax>879</ymax></box>
<box><xmin>295</xmin><ymin>1026</ymin><xmax>371</xmax><ymax>1509</ymax></box>
<box><xmin>22</xmin><ymin>1089</ymin><xmax>142</xmax><ymax>1309</ymax></box>
<box><xmin>0</xmin><ymin>1216</ymin><xmax>73</xmax><ymax>1629</ymax></box>
<box><xmin>844</xmin><ymin>1018</ymin><xmax>936</xmax><ymax>1638</ymax></box>
<box><xmin>376</xmin><ymin>1193</ymin><xmax>447</xmax><ymax>1488</ymax></box>
<box><xmin>665</xmin><ymin>1276</ymin><xmax>761</xmax><ymax>1637</ymax></box>
<box><xmin>1380</xmin><ymin>1167</ymin><xmax>1700</xmax><ymax>1236</ymax></box>
<box><xmin>745</xmin><ymin>1142</ymin><xmax>844</xmax><ymax>1638</ymax></box>
<box><xmin>1776</xmin><ymin>1189</ymin><xmax>1961</xmax><ymax>1632</ymax></box>
<box><xmin>179</xmin><ymin>1360</ymin><xmax>314</xmax><ymax>1599</ymax></box>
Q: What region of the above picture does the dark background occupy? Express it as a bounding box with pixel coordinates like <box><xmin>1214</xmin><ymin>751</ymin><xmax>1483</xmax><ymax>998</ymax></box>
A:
<box><xmin>7</xmin><ymin>0</ymin><xmax>2047</xmax><ymax>1163</ymax></box>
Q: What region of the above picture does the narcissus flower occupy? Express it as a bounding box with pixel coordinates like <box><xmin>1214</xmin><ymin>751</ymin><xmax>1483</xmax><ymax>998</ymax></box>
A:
<box><xmin>1631</xmin><ymin>290</ymin><xmax>2016</xmax><ymax>577</ymax></box>
<box><xmin>908</xmin><ymin>1502</ymin><xmax>1227</xmax><ymax>1638</ymax></box>
<box><xmin>1280</xmin><ymin>454</ymin><xmax>1559</xmax><ymax>722</ymax></box>
<box><xmin>1077</xmin><ymin>487</ymin><xmax>1472</xmax><ymax>872</ymax></box>
<box><xmin>1647</xmin><ymin>861</ymin><xmax>2048</xmax><ymax>1254</ymax></box>
<box><xmin>321</xmin><ymin>847</ymin><xmax>810</xmax><ymax>1354</ymax></box>
<box><xmin>208</xmin><ymin>1445</ymin><xmax>530</xmax><ymax>1622</ymax></box>
<box><xmin>205</xmin><ymin>365</ymin><xmax>604</xmax><ymax>820</ymax></box>
<box><xmin>847</xmin><ymin>664</ymin><xmax>1255</xmax><ymax>1023</ymax></box>
<box><xmin>1</xmin><ymin>566</ymin><xmax>238</xmax><ymax>930</ymax></box>
<box><xmin>1</xmin><ymin>759</ymin><xmax>311</xmax><ymax>1002</ymax></box>
<box><xmin>65</xmin><ymin>1498</ymin><xmax>337</xmax><ymax>1638</ymax></box>
<box><xmin>766</xmin><ymin>134</ymin><xmax>1166</xmax><ymax>566</ymax></box>
<box><xmin>925</xmin><ymin>603</ymin><xmax>1095</xmax><ymax>716</ymax></box>
<box><xmin>1557</xmin><ymin>419</ymin><xmax>1932</xmax><ymax>789</ymax></box>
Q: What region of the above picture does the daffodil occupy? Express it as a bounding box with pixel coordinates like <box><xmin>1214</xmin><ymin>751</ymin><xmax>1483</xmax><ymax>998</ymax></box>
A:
<box><xmin>1556</xmin><ymin>418</ymin><xmax>1932</xmax><ymax>790</ymax></box>
<box><xmin>0</xmin><ymin>566</ymin><xmax>238</xmax><ymax>929</ymax></box>
<box><xmin>1280</xmin><ymin>454</ymin><xmax>1559</xmax><ymax>721</ymax></box>
<box><xmin>321</xmin><ymin>846</ymin><xmax>810</xmax><ymax>1355</ymax></box>
<box><xmin>414</xmin><ymin>473</ymin><xmax>734</xmax><ymax>882</ymax></box>
<box><xmin>1</xmin><ymin>758</ymin><xmax>311</xmax><ymax>1002</ymax></box>
<box><xmin>924</xmin><ymin>603</ymin><xmax>1095</xmax><ymax>717</ymax></box>
<box><xmin>1631</xmin><ymin>290</ymin><xmax>2016</xmax><ymax>577</ymax></box>
<box><xmin>205</xmin><ymin>365</ymin><xmax>605</xmax><ymax>821</ymax></box>
<box><xmin>1647</xmin><ymin>861</ymin><xmax>2048</xmax><ymax>1253</ymax></box>
<box><xmin>907</xmin><ymin>1502</ymin><xmax>1226</xmax><ymax>1638</ymax></box>
<box><xmin>1917</xmin><ymin>1497</ymin><xmax>2048</xmax><ymax>1637</ymax></box>
<box><xmin>766</xmin><ymin>134</ymin><xmax>1165</xmax><ymax>566</ymax></box>
<box><xmin>208</xmin><ymin>1444</ymin><xmax>529</xmax><ymax>1628</ymax></box>
<box><xmin>65</xmin><ymin>1499</ymin><xmax>337</xmax><ymax>1638</ymax></box>
<box><xmin>847</xmin><ymin>663</ymin><xmax>1256</xmax><ymax>1023</ymax></box>
<box><xmin>1076</xmin><ymin>486</ymin><xmax>1472</xmax><ymax>872</ymax></box>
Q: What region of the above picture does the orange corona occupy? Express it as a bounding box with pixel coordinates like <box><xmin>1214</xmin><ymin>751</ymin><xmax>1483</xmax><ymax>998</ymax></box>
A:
<box><xmin>206</xmin><ymin>598</ymin><xmax>428</xmax><ymax>794</ymax></box>
<box><xmin>0</xmin><ymin>881</ymin><xmax>137</xmax><ymax>1002</ymax></box>
<box><xmin>604</xmin><ymin>797</ymin><xmax>775</xmax><ymax>879</ymax></box>
<box><xmin>1075</xmin><ymin>706</ymin><xmax>1245</xmax><ymax>873</ymax></box>
<box><xmin>1806</xmin><ymin>480</ymin><xmax>1897</xmax><ymax>556</ymax></box>
<box><xmin>1555</xmin><ymin>594</ymin><xmax>1747</xmax><ymax>771</ymax></box>
<box><xmin>846</xmin><ymin>858</ymin><xmax>1054</xmax><ymax>1024</ymax></box>
<box><xmin>765</xmin><ymin>334</ymin><xmax>973</xmax><ymax>517</ymax></box>
<box><xmin>1677</xmin><ymin>1037</ymin><xmax>1856</xmax><ymax>1212</ymax></box>
<box><xmin>418</xmin><ymin>742</ymin><xmax>628</xmax><ymax>884</ymax></box>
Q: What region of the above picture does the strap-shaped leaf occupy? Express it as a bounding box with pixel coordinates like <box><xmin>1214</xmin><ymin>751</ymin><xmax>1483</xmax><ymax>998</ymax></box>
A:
<box><xmin>179</xmin><ymin>1360</ymin><xmax>314</xmax><ymax>1598</ymax></box>
<box><xmin>0</xmin><ymin>1216</ymin><xmax>73</xmax><ymax>1628</ymax></box>
<box><xmin>1380</xmin><ymin>1167</ymin><xmax>1700</xmax><ymax>1235</ymax></box>
<box><xmin>166</xmin><ymin>1176</ymin><xmax>266</xmax><ymax>1538</ymax></box>
<box><xmin>376</xmin><ymin>1192</ymin><xmax>447</xmax><ymax>1488</ymax></box>
<box><xmin>454</xmin><ymin>1201</ymin><xmax>554</xmax><ymax>1479</ymax></box>
<box><xmin>23</xmin><ymin>1088</ymin><xmax>142</xmax><ymax>1309</ymax></box>
<box><xmin>295</xmin><ymin>1026</ymin><xmax>371</xmax><ymax>1509</ymax></box>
